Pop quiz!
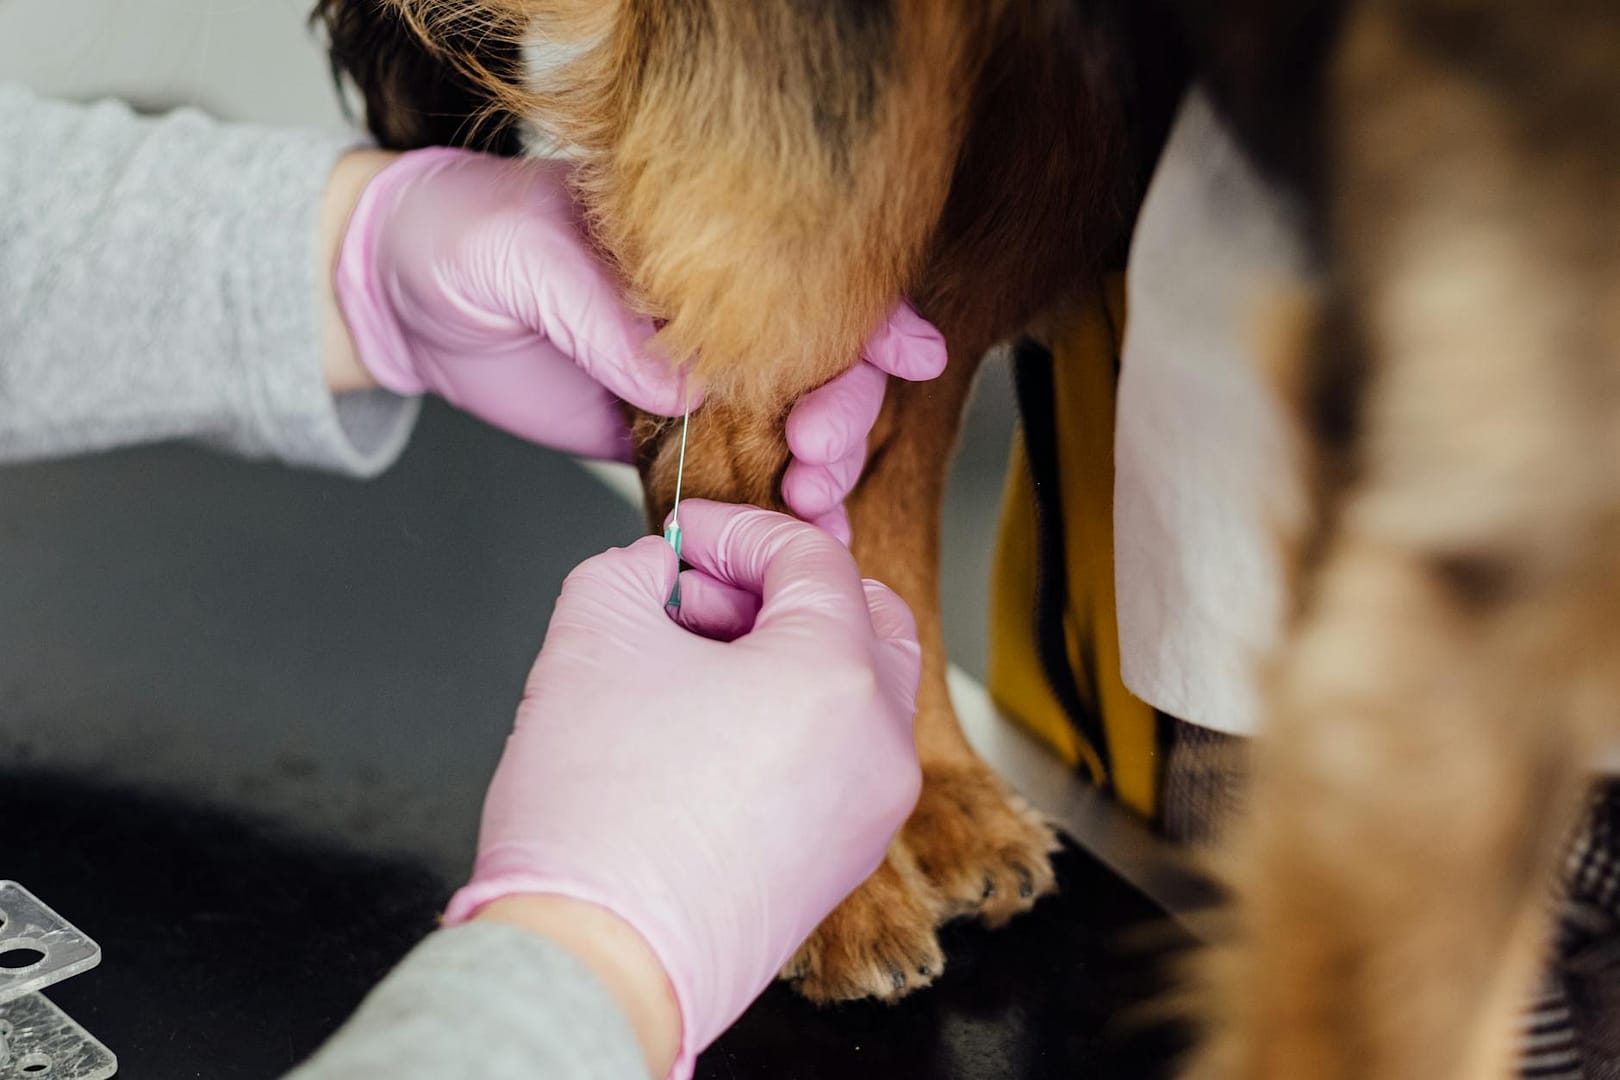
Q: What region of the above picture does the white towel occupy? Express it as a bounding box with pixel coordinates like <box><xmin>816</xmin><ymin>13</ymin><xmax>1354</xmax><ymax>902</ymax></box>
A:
<box><xmin>1114</xmin><ymin>91</ymin><xmax>1308</xmax><ymax>737</ymax></box>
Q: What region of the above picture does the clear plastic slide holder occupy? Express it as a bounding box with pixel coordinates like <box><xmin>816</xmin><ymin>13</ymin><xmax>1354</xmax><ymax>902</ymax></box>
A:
<box><xmin>0</xmin><ymin>882</ymin><xmax>116</xmax><ymax>1079</ymax></box>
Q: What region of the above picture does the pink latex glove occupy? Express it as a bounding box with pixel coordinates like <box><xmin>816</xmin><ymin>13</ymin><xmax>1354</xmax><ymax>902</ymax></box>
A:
<box><xmin>444</xmin><ymin>500</ymin><xmax>923</xmax><ymax>1079</ymax></box>
<box><xmin>336</xmin><ymin>147</ymin><xmax>690</xmax><ymax>460</ymax></box>
<box><xmin>781</xmin><ymin>303</ymin><xmax>947</xmax><ymax>542</ymax></box>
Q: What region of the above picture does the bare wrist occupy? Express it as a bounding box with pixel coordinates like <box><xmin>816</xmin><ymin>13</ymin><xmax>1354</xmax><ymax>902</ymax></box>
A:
<box><xmin>318</xmin><ymin>149</ymin><xmax>397</xmax><ymax>395</ymax></box>
<box><xmin>473</xmin><ymin>894</ymin><xmax>681</xmax><ymax>1079</ymax></box>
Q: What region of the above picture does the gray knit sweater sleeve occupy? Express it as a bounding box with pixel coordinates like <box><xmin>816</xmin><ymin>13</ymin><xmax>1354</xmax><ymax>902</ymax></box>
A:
<box><xmin>0</xmin><ymin>83</ymin><xmax>417</xmax><ymax>475</ymax></box>
<box><xmin>285</xmin><ymin>924</ymin><xmax>649</xmax><ymax>1080</ymax></box>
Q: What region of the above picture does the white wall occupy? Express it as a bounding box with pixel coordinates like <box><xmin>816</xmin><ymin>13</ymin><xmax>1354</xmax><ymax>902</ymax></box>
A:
<box><xmin>0</xmin><ymin>0</ymin><xmax>350</xmax><ymax>129</ymax></box>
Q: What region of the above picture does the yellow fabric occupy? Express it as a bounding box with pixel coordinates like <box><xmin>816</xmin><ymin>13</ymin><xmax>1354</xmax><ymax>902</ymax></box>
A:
<box><xmin>986</xmin><ymin>278</ymin><xmax>1160</xmax><ymax>820</ymax></box>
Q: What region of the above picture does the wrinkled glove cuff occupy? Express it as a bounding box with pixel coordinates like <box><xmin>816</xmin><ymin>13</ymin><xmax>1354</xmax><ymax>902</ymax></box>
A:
<box><xmin>334</xmin><ymin>147</ymin><xmax>473</xmax><ymax>397</ymax></box>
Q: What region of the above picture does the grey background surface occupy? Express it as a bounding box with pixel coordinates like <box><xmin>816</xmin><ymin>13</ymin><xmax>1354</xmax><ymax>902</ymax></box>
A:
<box><xmin>0</xmin><ymin>2</ymin><xmax>1019</xmax><ymax>879</ymax></box>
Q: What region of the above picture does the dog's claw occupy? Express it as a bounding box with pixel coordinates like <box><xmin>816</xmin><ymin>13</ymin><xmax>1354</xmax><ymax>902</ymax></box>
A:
<box><xmin>1015</xmin><ymin>865</ymin><xmax>1035</xmax><ymax>899</ymax></box>
<box><xmin>981</xmin><ymin>875</ymin><xmax>996</xmax><ymax>899</ymax></box>
<box><xmin>889</xmin><ymin>967</ymin><xmax>906</xmax><ymax>992</ymax></box>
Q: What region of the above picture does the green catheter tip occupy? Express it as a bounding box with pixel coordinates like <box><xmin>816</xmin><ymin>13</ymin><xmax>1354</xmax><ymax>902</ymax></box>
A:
<box><xmin>664</xmin><ymin>389</ymin><xmax>691</xmax><ymax>608</ymax></box>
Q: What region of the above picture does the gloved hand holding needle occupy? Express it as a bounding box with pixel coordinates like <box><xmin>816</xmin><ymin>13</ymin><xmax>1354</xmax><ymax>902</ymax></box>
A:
<box><xmin>449</xmin><ymin>500</ymin><xmax>925</xmax><ymax>1079</ymax></box>
<box><xmin>291</xmin><ymin>502</ymin><xmax>925</xmax><ymax>1080</ymax></box>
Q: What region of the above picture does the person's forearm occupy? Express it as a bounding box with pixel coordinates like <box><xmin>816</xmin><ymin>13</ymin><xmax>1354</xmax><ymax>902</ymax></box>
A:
<box><xmin>0</xmin><ymin>84</ymin><xmax>415</xmax><ymax>475</ymax></box>
<box><xmin>318</xmin><ymin>149</ymin><xmax>394</xmax><ymax>395</ymax></box>
<box><xmin>284</xmin><ymin>922</ymin><xmax>652</xmax><ymax>1080</ymax></box>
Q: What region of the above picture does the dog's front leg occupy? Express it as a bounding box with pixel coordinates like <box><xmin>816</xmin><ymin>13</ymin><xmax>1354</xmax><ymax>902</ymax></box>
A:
<box><xmin>627</xmin><ymin>339</ymin><xmax>1058</xmax><ymax>1003</ymax></box>
<box><xmin>626</xmin><ymin>388</ymin><xmax>956</xmax><ymax>1001</ymax></box>
<box><xmin>787</xmin><ymin>347</ymin><xmax>1061</xmax><ymax>1002</ymax></box>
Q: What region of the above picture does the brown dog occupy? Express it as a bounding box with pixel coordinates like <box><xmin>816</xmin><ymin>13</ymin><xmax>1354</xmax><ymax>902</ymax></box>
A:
<box><xmin>316</xmin><ymin>0</ymin><xmax>1184</xmax><ymax>1004</ymax></box>
<box><xmin>316</xmin><ymin>0</ymin><xmax>1620</xmax><ymax>1074</ymax></box>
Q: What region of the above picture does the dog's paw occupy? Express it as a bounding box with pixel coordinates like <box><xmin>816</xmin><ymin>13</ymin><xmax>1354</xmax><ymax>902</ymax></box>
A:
<box><xmin>903</xmin><ymin>762</ymin><xmax>1060</xmax><ymax>927</ymax></box>
<box><xmin>781</xmin><ymin>846</ymin><xmax>945</xmax><ymax>1003</ymax></box>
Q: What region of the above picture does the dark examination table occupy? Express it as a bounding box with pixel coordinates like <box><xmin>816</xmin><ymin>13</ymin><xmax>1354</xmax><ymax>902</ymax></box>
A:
<box><xmin>0</xmin><ymin>399</ymin><xmax>1197</xmax><ymax>1079</ymax></box>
